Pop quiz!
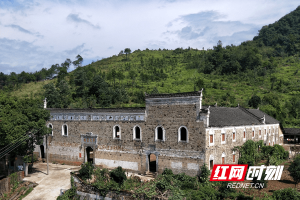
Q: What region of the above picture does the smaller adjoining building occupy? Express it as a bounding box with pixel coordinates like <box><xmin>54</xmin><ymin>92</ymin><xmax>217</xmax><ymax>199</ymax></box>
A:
<box><xmin>283</xmin><ymin>128</ymin><xmax>300</xmax><ymax>144</ymax></box>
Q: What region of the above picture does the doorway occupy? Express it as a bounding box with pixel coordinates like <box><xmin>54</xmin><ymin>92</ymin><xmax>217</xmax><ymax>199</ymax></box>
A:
<box><xmin>148</xmin><ymin>154</ymin><xmax>156</xmax><ymax>172</ymax></box>
<box><xmin>86</xmin><ymin>147</ymin><xmax>94</xmax><ymax>164</ymax></box>
<box><xmin>40</xmin><ymin>145</ymin><xmax>45</xmax><ymax>159</ymax></box>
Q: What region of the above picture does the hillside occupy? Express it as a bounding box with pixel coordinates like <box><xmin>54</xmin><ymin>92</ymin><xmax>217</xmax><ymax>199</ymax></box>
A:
<box><xmin>4</xmin><ymin>7</ymin><xmax>300</xmax><ymax>128</ymax></box>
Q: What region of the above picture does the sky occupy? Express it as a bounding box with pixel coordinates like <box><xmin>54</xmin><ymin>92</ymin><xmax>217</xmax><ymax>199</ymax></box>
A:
<box><xmin>0</xmin><ymin>0</ymin><xmax>299</xmax><ymax>74</ymax></box>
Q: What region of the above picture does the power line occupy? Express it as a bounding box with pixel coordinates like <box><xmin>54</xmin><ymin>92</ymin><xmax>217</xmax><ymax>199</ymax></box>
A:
<box><xmin>0</xmin><ymin>135</ymin><xmax>30</xmax><ymax>159</ymax></box>
<box><xmin>0</xmin><ymin>133</ymin><xmax>29</xmax><ymax>153</ymax></box>
<box><xmin>0</xmin><ymin>128</ymin><xmax>43</xmax><ymax>159</ymax></box>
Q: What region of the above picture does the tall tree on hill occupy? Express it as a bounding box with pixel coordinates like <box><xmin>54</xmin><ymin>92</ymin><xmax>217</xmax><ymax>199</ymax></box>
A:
<box><xmin>73</xmin><ymin>54</ymin><xmax>83</xmax><ymax>68</ymax></box>
<box><xmin>124</xmin><ymin>48</ymin><xmax>131</xmax><ymax>60</ymax></box>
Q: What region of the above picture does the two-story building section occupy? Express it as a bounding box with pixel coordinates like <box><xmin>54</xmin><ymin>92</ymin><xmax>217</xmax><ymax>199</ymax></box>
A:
<box><xmin>35</xmin><ymin>90</ymin><xmax>283</xmax><ymax>176</ymax></box>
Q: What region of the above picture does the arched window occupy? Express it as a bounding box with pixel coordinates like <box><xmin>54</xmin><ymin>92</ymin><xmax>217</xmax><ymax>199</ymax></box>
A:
<box><xmin>178</xmin><ymin>126</ymin><xmax>188</xmax><ymax>142</ymax></box>
<box><xmin>62</xmin><ymin>124</ymin><xmax>68</xmax><ymax>136</ymax></box>
<box><xmin>133</xmin><ymin>125</ymin><xmax>141</xmax><ymax>140</ymax></box>
<box><xmin>48</xmin><ymin>123</ymin><xmax>53</xmax><ymax>136</ymax></box>
<box><xmin>113</xmin><ymin>125</ymin><xmax>121</xmax><ymax>139</ymax></box>
<box><xmin>155</xmin><ymin>126</ymin><xmax>165</xmax><ymax>141</ymax></box>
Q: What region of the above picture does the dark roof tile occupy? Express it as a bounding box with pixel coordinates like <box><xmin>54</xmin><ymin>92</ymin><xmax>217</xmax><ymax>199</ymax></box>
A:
<box><xmin>283</xmin><ymin>128</ymin><xmax>300</xmax><ymax>135</ymax></box>
<box><xmin>247</xmin><ymin>109</ymin><xmax>279</xmax><ymax>124</ymax></box>
<box><xmin>209</xmin><ymin>107</ymin><xmax>261</xmax><ymax>127</ymax></box>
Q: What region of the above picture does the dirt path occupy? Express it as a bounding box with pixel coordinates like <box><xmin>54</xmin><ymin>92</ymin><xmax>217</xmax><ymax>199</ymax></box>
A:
<box><xmin>22</xmin><ymin>162</ymin><xmax>80</xmax><ymax>200</ymax></box>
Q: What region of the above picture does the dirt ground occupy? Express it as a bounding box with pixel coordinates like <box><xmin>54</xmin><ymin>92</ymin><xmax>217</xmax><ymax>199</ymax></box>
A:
<box><xmin>236</xmin><ymin>159</ymin><xmax>300</xmax><ymax>199</ymax></box>
<box><xmin>22</xmin><ymin>162</ymin><xmax>80</xmax><ymax>200</ymax></box>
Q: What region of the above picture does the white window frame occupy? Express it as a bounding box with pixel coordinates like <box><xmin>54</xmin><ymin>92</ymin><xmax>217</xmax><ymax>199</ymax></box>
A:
<box><xmin>48</xmin><ymin>123</ymin><xmax>53</xmax><ymax>136</ymax></box>
<box><xmin>62</xmin><ymin>124</ymin><xmax>68</xmax><ymax>136</ymax></box>
<box><xmin>232</xmin><ymin>129</ymin><xmax>236</xmax><ymax>142</ymax></box>
<box><xmin>113</xmin><ymin>125</ymin><xmax>121</xmax><ymax>139</ymax></box>
<box><xmin>243</xmin><ymin>128</ymin><xmax>246</xmax><ymax>141</ymax></box>
<box><xmin>133</xmin><ymin>125</ymin><xmax>142</xmax><ymax>141</ymax></box>
<box><xmin>209</xmin><ymin>130</ymin><xmax>214</xmax><ymax>146</ymax></box>
<box><xmin>221</xmin><ymin>130</ymin><xmax>226</xmax><ymax>144</ymax></box>
<box><xmin>178</xmin><ymin>126</ymin><xmax>189</xmax><ymax>142</ymax></box>
<box><xmin>155</xmin><ymin>125</ymin><xmax>165</xmax><ymax>141</ymax></box>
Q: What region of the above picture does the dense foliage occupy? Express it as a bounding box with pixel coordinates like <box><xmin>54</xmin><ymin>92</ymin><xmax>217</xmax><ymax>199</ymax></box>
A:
<box><xmin>235</xmin><ymin>140</ymin><xmax>289</xmax><ymax>167</ymax></box>
<box><xmin>0</xmin><ymin>93</ymin><xmax>50</xmax><ymax>159</ymax></box>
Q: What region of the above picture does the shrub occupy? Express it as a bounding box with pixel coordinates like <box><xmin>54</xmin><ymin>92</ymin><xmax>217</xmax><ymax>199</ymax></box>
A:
<box><xmin>79</xmin><ymin>162</ymin><xmax>94</xmax><ymax>181</ymax></box>
<box><xmin>198</xmin><ymin>163</ymin><xmax>210</xmax><ymax>183</ymax></box>
<box><xmin>272</xmin><ymin>188</ymin><xmax>300</xmax><ymax>199</ymax></box>
<box><xmin>94</xmin><ymin>167</ymin><xmax>110</xmax><ymax>183</ymax></box>
<box><xmin>162</xmin><ymin>168</ymin><xmax>173</xmax><ymax>176</ymax></box>
<box><xmin>109</xmin><ymin>166</ymin><xmax>127</xmax><ymax>185</ymax></box>
<box><xmin>217</xmin><ymin>181</ymin><xmax>237</xmax><ymax>199</ymax></box>
<box><xmin>174</xmin><ymin>173</ymin><xmax>197</xmax><ymax>190</ymax></box>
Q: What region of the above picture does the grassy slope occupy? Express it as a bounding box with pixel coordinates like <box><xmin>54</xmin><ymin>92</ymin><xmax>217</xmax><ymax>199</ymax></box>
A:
<box><xmin>8</xmin><ymin>50</ymin><xmax>300</xmax><ymax>127</ymax></box>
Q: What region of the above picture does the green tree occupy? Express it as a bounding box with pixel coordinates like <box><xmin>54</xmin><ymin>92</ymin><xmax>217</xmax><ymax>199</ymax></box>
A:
<box><xmin>124</xmin><ymin>48</ymin><xmax>131</xmax><ymax>60</ymax></box>
<box><xmin>248</xmin><ymin>95</ymin><xmax>261</xmax><ymax>109</ymax></box>
<box><xmin>0</xmin><ymin>93</ymin><xmax>50</xmax><ymax>159</ymax></box>
<box><xmin>288</xmin><ymin>155</ymin><xmax>300</xmax><ymax>188</ymax></box>
<box><xmin>43</xmin><ymin>83</ymin><xmax>60</xmax><ymax>108</ymax></box>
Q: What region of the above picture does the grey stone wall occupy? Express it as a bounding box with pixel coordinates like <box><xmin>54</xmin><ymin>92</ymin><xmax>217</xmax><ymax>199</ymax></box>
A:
<box><xmin>42</xmin><ymin>101</ymin><xmax>205</xmax><ymax>176</ymax></box>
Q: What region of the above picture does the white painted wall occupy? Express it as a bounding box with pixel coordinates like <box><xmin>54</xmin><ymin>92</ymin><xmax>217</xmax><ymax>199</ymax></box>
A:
<box><xmin>95</xmin><ymin>158</ymin><xmax>138</xmax><ymax>171</ymax></box>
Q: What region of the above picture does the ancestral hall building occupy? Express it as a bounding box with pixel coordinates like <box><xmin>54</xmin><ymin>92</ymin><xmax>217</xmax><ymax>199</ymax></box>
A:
<box><xmin>35</xmin><ymin>91</ymin><xmax>283</xmax><ymax>176</ymax></box>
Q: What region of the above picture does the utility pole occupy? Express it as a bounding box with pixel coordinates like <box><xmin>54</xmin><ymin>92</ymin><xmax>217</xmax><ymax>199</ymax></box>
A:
<box><xmin>46</xmin><ymin>135</ymin><xmax>49</xmax><ymax>175</ymax></box>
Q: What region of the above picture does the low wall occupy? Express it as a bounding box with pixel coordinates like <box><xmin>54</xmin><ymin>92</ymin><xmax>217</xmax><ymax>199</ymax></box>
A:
<box><xmin>71</xmin><ymin>173</ymin><xmax>167</xmax><ymax>200</ymax></box>
<box><xmin>0</xmin><ymin>171</ymin><xmax>24</xmax><ymax>195</ymax></box>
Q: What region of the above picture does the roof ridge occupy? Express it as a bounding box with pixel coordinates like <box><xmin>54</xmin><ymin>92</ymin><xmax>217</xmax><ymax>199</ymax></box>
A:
<box><xmin>145</xmin><ymin>91</ymin><xmax>201</xmax><ymax>98</ymax></box>
<box><xmin>248</xmin><ymin>108</ymin><xmax>280</xmax><ymax>123</ymax></box>
<box><xmin>238</xmin><ymin>106</ymin><xmax>263</xmax><ymax>123</ymax></box>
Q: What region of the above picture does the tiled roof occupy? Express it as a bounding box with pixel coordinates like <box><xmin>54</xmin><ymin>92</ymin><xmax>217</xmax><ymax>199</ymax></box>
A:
<box><xmin>145</xmin><ymin>91</ymin><xmax>202</xmax><ymax>98</ymax></box>
<box><xmin>247</xmin><ymin>109</ymin><xmax>280</xmax><ymax>124</ymax></box>
<box><xmin>209</xmin><ymin>107</ymin><xmax>262</xmax><ymax>127</ymax></box>
<box><xmin>208</xmin><ymin>106</ymin><xmax>279</xmax><ymax>127</ymax></box>
<box><xmin>283</xmin><ymin>128</ymin><xmax>300</xmax><ymax>135</ymax></box>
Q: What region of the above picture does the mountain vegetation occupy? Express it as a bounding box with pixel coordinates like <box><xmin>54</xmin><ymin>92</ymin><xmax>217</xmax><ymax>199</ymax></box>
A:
<box><xmin>2</xmin><ymin>7</ymin><xmax>300</xmax><ymax>128</ymax></box>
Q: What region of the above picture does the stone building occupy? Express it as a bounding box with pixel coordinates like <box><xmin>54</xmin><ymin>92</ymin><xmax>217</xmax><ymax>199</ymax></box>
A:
<box><xmin>35</xmin><ymin>91</ymin><xmax>282</xmax><ymax>176</ymax></box>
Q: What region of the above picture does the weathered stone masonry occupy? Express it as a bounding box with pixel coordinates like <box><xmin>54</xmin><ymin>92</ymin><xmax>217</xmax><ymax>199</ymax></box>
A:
<box><xmin>35</xmin><ymin>91</ymin><xmax>282</xmax><ymax>176</ymax></box>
